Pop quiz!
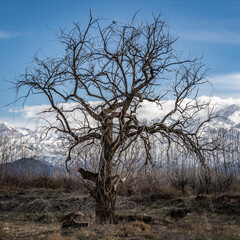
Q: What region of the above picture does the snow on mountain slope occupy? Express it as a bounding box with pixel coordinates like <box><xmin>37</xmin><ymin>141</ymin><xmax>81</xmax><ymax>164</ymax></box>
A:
<box><xmin>0</xmin><ymin>122</ymin><xmax>19</xmax><ymax>137</ymax></box>
<box><xmin>0</xmin><ymin>122</ymin><xmax>66</xmax><ymax>165</ymax></box>
<box><xmin>1</xmin><ymin>96</ymin><xmax>240</xmax><ymax>165</ymax></box>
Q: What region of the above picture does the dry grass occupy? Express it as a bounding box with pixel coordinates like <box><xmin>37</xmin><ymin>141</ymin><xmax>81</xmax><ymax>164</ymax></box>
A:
<box><xmin>0</xmin><ymin>225</ymin><xmax>5</xmax><ymax>238</ymax></box>
<box><xmin>0</xmin><ymin>188</ymin><xmax>240</xmax><ymax>239</ymax></box>
<box><xmin>48</xmin><ymin>233</ymin><xmax>77</xmax><ymax>240</ymax></box>
<box><xmin>80</xmin><ymin>228</ymin><xmax>97</xmax><ymax>238</ymax></box>
<box><xmin>131</xmin><ymin>221</ymin><xmax>151</xmax><ymax>231</ymax></box>
<box><xmin>118</xmin><ymin>221</ymin><xmax>154</xmax><ymax>238</ymax></box>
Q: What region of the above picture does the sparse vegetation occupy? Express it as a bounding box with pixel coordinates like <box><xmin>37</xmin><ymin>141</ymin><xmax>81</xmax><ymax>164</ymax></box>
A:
<box><xmin>48</xmin><ymin>233</ymin><xmax>77</xmax><ymax>240</ymax></box>
<box><xmin>0</xmin><ymin>186</ymin><xmax>239</xmax><ymax>239</ymax></box>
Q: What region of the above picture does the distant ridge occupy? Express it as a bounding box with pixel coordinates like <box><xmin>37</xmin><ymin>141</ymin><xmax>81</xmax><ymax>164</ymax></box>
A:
<box><xmin>0</xmin><ymin>158</ymin><xmax>64</xmax><ymax>177</ymax></box>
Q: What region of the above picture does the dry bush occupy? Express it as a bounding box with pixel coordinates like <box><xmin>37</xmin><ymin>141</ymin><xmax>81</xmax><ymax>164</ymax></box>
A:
<box><xmin>0</xmin><ymin>175</ymin><xmax>21</xmax><ymax>187</ymax></box>
<box><xmin>119</xmin><ymin>221</ymin><xmax>152</xmax><ymax>237</ymax></box>
<box><xmin>80</xmin><ymin>228</ymin><xmax>97</xmax><ymax>238</ymax></box>
<box><xmin>164</xmin><ymin>164</ymin><xmax>239</xmax><ymax>195</ymax></box>
<box><xmin>119</xmin><ymin>171</ymin><xmax>181</xmax><ymax>198</ymax></box>
<box><xmin>132</xmin><ymin>221</ymin><xmax>151</xmax><ymax>231</ymax></box>
<box><xmin>214</xmin><ymin>173</ymin><xmax>234</xmax><ymax>193</ymax></box>
<box><xmin>0</xmin><ymin>174</ymin><xmax>63</xmax><ymax>190</ymax></box>
<box><xmin>48</xmin><ymin>233</ymin><xmax>77</xmax><ymax>240</ymax></box>
<box><xmin>152</xmin><ymin>185</ymin><xmax>182</xmax><ymax>199</ymax></box>
<box><xmin>169</xmin><ymin>168</ymin><xmax>192</xmax><ymax>195</ymax></box>
<box><xmin>59</xmin><ymin>175</ymin><xmax>88</xmax><ymax>193</ymax></box>
<box><xmin>195</xmin><ymin>168</ymin><xmax>236</xmax><ymax>194</ymax></box>
<box><xmin>28</xmin><ymin>176</ymin><xmax>62</xmax><ymax>189</ymax></box>
<box><xmin>0</xmin><ymin>173</ymin><xmax>88</xmax><ymax>193</ymax></box>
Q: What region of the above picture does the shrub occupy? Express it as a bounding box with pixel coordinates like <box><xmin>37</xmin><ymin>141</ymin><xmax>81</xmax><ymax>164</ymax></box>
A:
<box><xmin>30</xmin><ymin>176</ymin><xmax>62</xmax><ymax>189</ymax></box>
<box><xmin>118</xmin><ymin>171</ymin><xmax>181</xmax><ymax>198</ymax></box>
<box><xmin>119</xmin><ymin>221</ymin><xmax>153</xmax><ymax>238</ymax></box>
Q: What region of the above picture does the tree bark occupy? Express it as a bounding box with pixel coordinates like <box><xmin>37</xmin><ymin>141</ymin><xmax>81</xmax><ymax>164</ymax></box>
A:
<box><xmin>95</xmin><ymin>180</ymin><xmax>116</xmax><ymax>224</ymax></box>
<box><xmin>94</xmin><ymin>153</ymin><xmax>117</xmax><ymax>224</ymax></box>
<box><xmin>94</xmin><ymin>122</ymin><xmax>116</xmax><ymax>224</ymax></box>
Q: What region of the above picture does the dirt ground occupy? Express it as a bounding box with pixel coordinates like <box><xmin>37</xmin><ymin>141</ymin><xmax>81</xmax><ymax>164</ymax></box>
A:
<box><xmin>0</xmin><ymin>188</ymin><xmax>240</xmax><ymax>240</ymax></box>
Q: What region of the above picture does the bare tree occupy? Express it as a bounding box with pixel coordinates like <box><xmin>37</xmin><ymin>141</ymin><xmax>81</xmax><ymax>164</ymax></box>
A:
<box><xmin>15</xmin><ymin>12</ymin><xmax>213</xmax><ymax>224</ymax></box>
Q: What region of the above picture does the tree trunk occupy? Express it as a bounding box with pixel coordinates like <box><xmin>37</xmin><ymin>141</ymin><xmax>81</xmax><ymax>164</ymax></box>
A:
<box><xmin>94</xmin><ymin>155</ymin><xmax>117</xmax><ymax>224</ymax></box>
<box><xmin>95</xmin><ymin>121</ymin><xmax>116</xmax><ymax>224</ymax></box>
<box><xmin>95</xmin><ymin>182</ymin><xmax>116</xmax><ymax>224</ymax></box>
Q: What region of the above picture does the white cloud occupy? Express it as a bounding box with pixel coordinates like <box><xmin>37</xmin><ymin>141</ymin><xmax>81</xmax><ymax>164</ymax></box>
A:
<box><xmin>0</xmin><ymin>31</ymin><xmax>20</xmax><ymax>39</ymax></box>
<box><xmin>9</xmin><ymin>103</ymin><xmax>98</xmax><ymax>128</ymax></box>
<box><xmin>177</xmin><ymin>20</ymin><xmax>240</xmax><ymax>45</ymax></box>
<box><xmin>211</xmin><ymin>72</ymin><xmax>240</xmax><ymax>89</ymax></box>
<box><xmin>21</xmin><ymin>105</ymin><xmax>51</xmax><ymax>119</ymax></box>
<box><xmin>9</xmin><ymin>96</ymin><xmax>240</xmax><ymax>129</ymax></box>
<box><xmin>183</xmin><ymin>29</ymin><xmax>240</xmax><ymax>44</ymax></box>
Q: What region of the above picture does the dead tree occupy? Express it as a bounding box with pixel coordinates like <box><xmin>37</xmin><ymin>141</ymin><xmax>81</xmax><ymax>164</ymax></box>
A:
<box><xmin>15</xmin><ymin>12</ymin><xmax>214</xmax><ymax>224</ymax></box>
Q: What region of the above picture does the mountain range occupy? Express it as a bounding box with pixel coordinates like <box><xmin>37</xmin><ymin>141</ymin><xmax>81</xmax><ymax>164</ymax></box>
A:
<box><xmin>0</xmin><ymin>121</ymin><xmax>66</xmax><ymax>166</ymax></box>
<box><xmin>0</xmin><ymin>96</ymin><xmax>240</xmax><ymax>166</ymax></box>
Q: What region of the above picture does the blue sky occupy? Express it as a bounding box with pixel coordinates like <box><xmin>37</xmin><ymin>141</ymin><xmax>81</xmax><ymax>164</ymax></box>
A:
<box><xmin>1</xmin><ymin>0</ymin><xmax>240</xmax><ymax>127</ymax></box>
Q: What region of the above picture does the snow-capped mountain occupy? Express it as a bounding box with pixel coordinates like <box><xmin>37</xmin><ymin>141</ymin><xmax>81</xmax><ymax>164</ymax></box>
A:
<box><xmin>0</xmin><ymin>96</ymin><xmax>240</xmax><ymax>165</ymax></box>
<box><xmin>0</xmin><ymin>122</ymin><xmax>66</xmax><ymax>166</ymax></box>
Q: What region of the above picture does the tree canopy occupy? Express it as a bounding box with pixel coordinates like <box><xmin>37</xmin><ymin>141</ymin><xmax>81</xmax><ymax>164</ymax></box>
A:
<box><xmin>15</xmin><ymin>12</ymin><xmax>213</xmax><ymax>224</ymax></box>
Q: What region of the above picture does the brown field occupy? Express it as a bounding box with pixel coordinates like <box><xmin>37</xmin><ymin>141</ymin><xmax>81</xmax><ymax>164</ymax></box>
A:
<box><xmin>0</xmin><ymin>188</ymin><xmax>240</xmax><ymax>240</ymax></box>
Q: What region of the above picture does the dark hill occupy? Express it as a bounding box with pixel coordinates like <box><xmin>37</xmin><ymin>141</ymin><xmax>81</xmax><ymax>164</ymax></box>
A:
<box><xmin>0</xmin><ymin>158</ymin><xmax>63</xmax><ymax>177</ymax></box>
